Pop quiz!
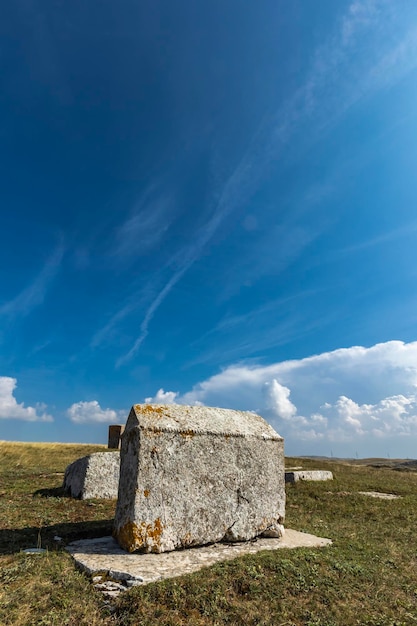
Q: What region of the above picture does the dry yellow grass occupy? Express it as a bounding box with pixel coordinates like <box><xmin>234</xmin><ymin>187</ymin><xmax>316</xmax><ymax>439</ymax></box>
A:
<box><xmin>2</xmin><ymin>445</ymin><xmax>417</xmax><ymax>624</ymax></box>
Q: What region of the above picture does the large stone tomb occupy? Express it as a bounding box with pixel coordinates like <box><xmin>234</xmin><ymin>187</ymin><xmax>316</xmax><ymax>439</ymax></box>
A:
<box><xmin>113</xmin><ymin>404</ymin><xmax>285</xmax><ymax>553</ymax></box>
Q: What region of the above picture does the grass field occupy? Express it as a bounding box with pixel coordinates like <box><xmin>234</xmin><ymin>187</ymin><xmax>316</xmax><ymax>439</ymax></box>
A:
<box><xmin>1</xmin><ymin>442</ymin><xmax>417</xmax><ymax>625</ymax></box>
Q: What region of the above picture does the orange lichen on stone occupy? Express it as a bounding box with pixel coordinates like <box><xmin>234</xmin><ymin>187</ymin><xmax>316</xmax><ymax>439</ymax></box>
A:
<box><xmin>144</xmin><ymin>489</ymin><xmax>150</xmax><ymax>497</ymax></box>
<box><xmin>148</xmin><ymin>517</ymin><xmax>163</xmax><ymax>542</ymax></box>
<box><xmin>114</xmin><ymin>521</ymin><xmax>143</xmax><ymax>553</ymax></box>
<box><xmin>181</xmin><ymin>532</ymin><xmax>193</xmax><ymax>547</ymax></box>
<box><xmin>135</xmin><ymin>404</ymin><xmax>164</xmax><ymax>416</ymax></box>
<box><xmin>115</xmin><ymin>518</ymin><xmax>164</xmax><ymax>553</ymax></box>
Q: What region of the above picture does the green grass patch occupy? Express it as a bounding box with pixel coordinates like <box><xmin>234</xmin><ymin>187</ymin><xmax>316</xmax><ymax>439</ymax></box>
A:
<box><xmin>1</xmin><ymin>444</ymin><xmax>417</xmax><ymax>624</ymax></box>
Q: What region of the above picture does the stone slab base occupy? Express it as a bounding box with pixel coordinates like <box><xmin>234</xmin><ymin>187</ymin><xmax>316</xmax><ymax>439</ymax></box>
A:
<box><xmin>358</xmin><ymin>491</ymin><xmax>401</xmax><ymax>500</ymax></box>
<box><xmin>66</xmin><ymin>530</ymin><xmax>332</xmax><ymax>585</ymax></box>
<box><xmin>285</xmin><ymin>470</ymin><xmax>333</xmax><ymax>483</ymax></box>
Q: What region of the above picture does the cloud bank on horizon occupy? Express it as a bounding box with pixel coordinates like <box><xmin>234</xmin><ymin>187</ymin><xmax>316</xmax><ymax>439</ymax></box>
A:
<box><xmin>144</xmin><ymin>340</ymin><xmax>417</xmax><ymax>456</ymax></box>
<box><xmin>3</xmin><ymin>340</ymin><xmax>417</xmax><ymax>456</ymax></box>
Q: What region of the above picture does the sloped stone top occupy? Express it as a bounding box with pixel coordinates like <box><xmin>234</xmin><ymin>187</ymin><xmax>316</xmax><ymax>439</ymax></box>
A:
<box><xmin>129</xmin><ymin>404</ymin><xmax>282</xmax><ymax>440</ymax></box>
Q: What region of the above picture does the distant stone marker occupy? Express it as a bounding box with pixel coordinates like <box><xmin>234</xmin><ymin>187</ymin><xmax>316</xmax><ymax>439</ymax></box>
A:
<box><xmin>359</xmin><ymin>491</ymin><xmax>401</xmax><ymax>500</ymax></box>
<box><xmin>108</xmin><ymin>424</ymin><xmax>125</xmax><ymax>449</ymax></box>
<box><xmin>113</xmin><ymin>404</ymin><xmax>285</xmax><ymax>553</ymax></box>
<box><xmin>64</xmin><ymin>452</ymin><xmax>120</xmax><ymax>499</ymax></box>
<box><xmin>285</xmin><ymin>470</ymin><xmax>333</xmax><ymax>483</ymax></box>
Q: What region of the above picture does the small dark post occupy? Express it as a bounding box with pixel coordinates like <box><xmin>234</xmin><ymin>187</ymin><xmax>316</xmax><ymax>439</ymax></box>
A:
<box><xmin>108</xmin><ymin>424</ymin><xmax>125</xmax><ymax>449</ymax></box>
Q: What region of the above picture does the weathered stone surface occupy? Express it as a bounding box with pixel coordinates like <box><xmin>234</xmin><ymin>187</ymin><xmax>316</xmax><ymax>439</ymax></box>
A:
<box><xmin>67</xmin><ymin>530</ymin><xmax>332</xmax><ymax>586</ymax></box>
<box><xmin>285</xmin><ymin>470</ymin><xmax>333</xmax><ymax>483</ymax></box>
<box><xmin>108</xmin><ymin>424</ymin><xmax>125</xmax><ymax>449</ymax></box>
<box><xmin>63</xmin><ymin>451</ymin><xmax>120</xmax><ymax>499</ymax></box>
<box><xmin>113</xmin><ymin>404</ymin><xmax>285</xmax><ymax>553</ymax></box>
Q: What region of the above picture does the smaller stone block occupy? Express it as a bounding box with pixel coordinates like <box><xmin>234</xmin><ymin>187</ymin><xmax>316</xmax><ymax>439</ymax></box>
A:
<box><xmin>108</xmin><ymin>424</ymin><xmax>125</xmax><ymax>449</ymax></box>
<box><xmin>285</xmin><ymin>470</ymin><xmax>333</xmax><ymax>483</ymax></box>
<box><xmin>64</xmin><ymin>452</ymin><xmax>120</xmax><ymax>499</ymax></box>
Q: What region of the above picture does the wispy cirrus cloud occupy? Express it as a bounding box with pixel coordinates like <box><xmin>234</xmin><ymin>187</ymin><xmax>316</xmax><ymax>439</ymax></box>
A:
<box><xmin>269</xmin><ymin>1</ymin><xmax>416</xmax><ymax>152</ymax></box>
<box><xmin>116</xmin><ymin>270</ymin><xmax>186</xmax><ymax>366</ymax></box>
<box><xmin>0</xmin><ymin>242</ymin><xmax>65</xmax><ymax>319</ymax></box>
<box><xmin>114</xmin><ymin>134</ymin><xmax>267</xmax><ymax>365</ymax></box>
<box><xmin>91</xmin><ymin>301</ymin><xmax>137</xmax><ymax>349</ymax></box>
<box><xmin>330</xmin><ymin>221</ymin><xmax>417</xmax><ymax>259</ymax></box>
<box><xmin>111</xmin><ymin>187</ymin><xmax>174</xmax><ymax>265</ymax></box>
<box><xmin>341</xmin><ymin>0</ymin><xmax>383</xmax><ymax>46</ymax></box>
<box><xmin>220</xmin><ymin>1</ymin><xmax>417</xmax><ymax>295</ymax></box>
<box><xmin>110</xmin><ymin>0</ymin><xmax>417</xmax><ymax>365</ymax></box>
<box><xmin>184</xmin><ymin>289</ymin><xmax>331</xmax><ymax>368</ymax></box>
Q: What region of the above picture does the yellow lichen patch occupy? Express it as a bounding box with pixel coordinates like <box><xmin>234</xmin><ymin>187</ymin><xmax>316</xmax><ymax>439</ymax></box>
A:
<box><xmin>135</xmin><ymin>404</ymin><xmax>164</xmax><ymax>416</ymax></box>
<box><xmin>143</xmin><ymin>489</ymin><xmax>150</xmax><ymax>497</ymax></box>
<box><xmin>115</xmin><ymin>518</ymin><xmax>164</xmax><ymax>553</ymax></box>
<box><xmin>146</xmin><ymin>517</ymin><xmax>164</xmax><ymax>552</ymax></box>
<box><xmin>114</xmin><ymin>521</ymin><xmax>145</xmax><ymax>553</ymax></box>
<box><xmin>181</xmin><ymin>532</ymin><xmax>193</xmax><ymax>547</ymax></box>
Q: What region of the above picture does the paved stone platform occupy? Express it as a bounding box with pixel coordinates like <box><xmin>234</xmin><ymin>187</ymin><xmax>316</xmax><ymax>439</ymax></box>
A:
<box><xmin>67</xmin><ymin>530</ymin><xmax>332</xmax><ymax>585</ymax></box>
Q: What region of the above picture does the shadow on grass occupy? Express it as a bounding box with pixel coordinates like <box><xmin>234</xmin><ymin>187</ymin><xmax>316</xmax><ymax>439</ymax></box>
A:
<box><xmin>0</xmin><ymin>519</ymin><xmax>114</xmax><ymax>555</ymax></box>
<box><xmin>33</xmin><ymin>486</ymin><xmax>69</xmax><ymax>498</ymax></box>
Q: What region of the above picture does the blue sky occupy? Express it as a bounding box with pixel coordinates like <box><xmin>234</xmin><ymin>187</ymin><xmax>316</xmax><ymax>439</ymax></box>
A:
<box><xmin>2</xmin><ymin>0</ymin><xmax>417</xmax><ymax>457</ymax></box>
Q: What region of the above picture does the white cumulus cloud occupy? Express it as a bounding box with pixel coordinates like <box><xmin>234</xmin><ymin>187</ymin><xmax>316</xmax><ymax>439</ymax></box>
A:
<box><xmin>0</xmin><ymin>377</ymin><xmax>53</xmax><ymax>422</ymax></box>
<box><xmin>145</xmin><ymin>388</ymin><xmax>179</xmax><ymax>404</ymax></box>
<box><xmin>265</xmin><ymin>380</ymin><xmax>297</xmax><ymax>420</ymax></box>
<box><xmin>67</xmin><ymin>400</ymin><xmax>125</xmax><ymax>424</ymax></box>
<box><xmin>145</xmin><ymin>340</ymin><xmax>417</xmax><ymax>456</ymax></box>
